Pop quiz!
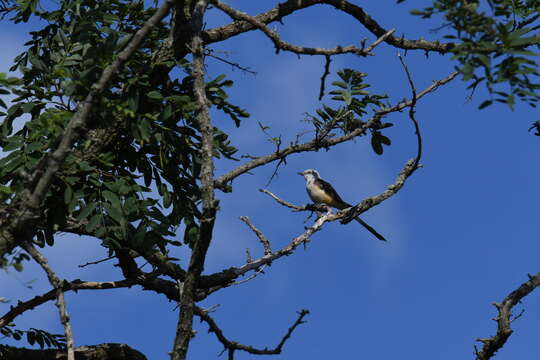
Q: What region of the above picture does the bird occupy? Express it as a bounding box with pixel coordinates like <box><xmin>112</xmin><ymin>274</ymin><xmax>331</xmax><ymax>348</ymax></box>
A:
<box><xmin>298</xmin><ymin>169</ymin><xmax>386</xmax><ymax>241</ymax></box>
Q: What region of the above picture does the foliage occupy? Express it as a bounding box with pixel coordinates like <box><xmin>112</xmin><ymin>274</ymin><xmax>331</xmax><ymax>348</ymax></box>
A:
<box><xmin>1</xmin><ymin>0</ymin><xmax>540</xmax><ymax>358</ymax></box>
<box><xmin>311</xmin><ymin>69</ymin><xmax>391</xmax><ymax>154</ymax></box>
<box><xmin>408</xmin><ymin>0</ymin><xmax>540</xmax><ymax>109</ymax></box>
<box><xmin>0</xmin><ymin>0</ymin><xmax>248</xmax><ymax>259</ymax></box>
<box><xmin>0</xmin><ymin>325</ymin><xmax>66</xmax><ymax>350</ymax></box>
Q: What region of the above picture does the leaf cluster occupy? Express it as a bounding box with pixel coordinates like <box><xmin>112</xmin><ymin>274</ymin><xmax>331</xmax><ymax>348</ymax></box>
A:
<box><xmin>410</xmin><ymin>0</ymin><xmax>540</xmax><ymax>109</ymax></box>
<box><xmin>0</xmin><ymin>325</ymin><xmax>66</xmax><ymax>350</ymax></box>
<box><xmin>311</xmin><ymin>69</ymin><xmax>392</xmax><ymax>154</ymax></box>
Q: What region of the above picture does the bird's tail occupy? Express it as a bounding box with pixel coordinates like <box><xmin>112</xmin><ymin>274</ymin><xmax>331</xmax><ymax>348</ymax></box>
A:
<box><xmin>354</xmin><ymin>217</ymin><xmax>386</xmax><ymax>241</ymax></box>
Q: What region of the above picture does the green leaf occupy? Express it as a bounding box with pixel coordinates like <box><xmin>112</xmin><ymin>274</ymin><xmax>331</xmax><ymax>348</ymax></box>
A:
<box><xmin>77</xmin><ymin>203</ymin><xmax>97</xmax><ymax>221</ymax></box>
<box><xmin>86</xmin><ymin>214</ymin><xmax>101</xmax><ymax>233</ymax></box>
<box><xmin>371</xmin><ymin>133</ymin><xmax>383</xmax><ymax>155</ymax></box>
<box><xmin>64</xmin><ymin>186</ymin><xmax>73</xmax><ymax>205</ymax></box>
<box><xmin>27</xmin><ymin>330</ymin><xmax>35</xmax><ymax>346</ymax></box>
<box><xmin>478</xmin><ymin>100</ymin><xmax>493</xmax><ymax>109</ymax></box>
<box><xmin>147</xmin><ymin>91</ymin><xmax>163</xmax><ymax>100</ymax></box>
<box><xmin>379</xmin><ymin>135</ymin><xmax>391</xmax><ymax>146</ymax></box>
<box><xmin>102</xmin><ymin>190</ymin><xmax>121</xmax><ymax>208</ymax></box>
<box><xmin>331</xmin><ymin>81</ymin><xmax>348</xmax><ymax>89</ymax></box>
<box><xmin>107</xmin><ymin>206</ymin><xmax>124</xmax><ymax>224</ymax></box>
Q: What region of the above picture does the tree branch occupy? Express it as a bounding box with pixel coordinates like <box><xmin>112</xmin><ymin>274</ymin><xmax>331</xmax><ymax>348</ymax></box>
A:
<box><xmin>210</xmin><ymin>0</ymin><xmax>393</xmax><ymax>57</ymax></box>
<box><xmin>239</xmin><ymin>216</ymin><xmax>272</xmax><ymax>255</ymax></box>
<box><xmin>475</xmin><ymin>272</ymin><xmax>540</xmax><ymax>360</ymax></box>
<box><xmin>0</xmin><ymin>277</ymin><xmax>145</xmax><ymax>328</ymax></box>
<box><xmin>215</xmin><ymin>70</ymin><xmax>458</xmax><ymax>191</ymax></box>
<box><xmin>171</xmin><ymin>1</ymin><xmax>218</xmax><ymax>359</ymax></box>
<box><xmin>21</xmin><ymin>242</ymin><xmax>75</xmax><ymax>360</ymax></box>
<box><xmin>0</xmin><ymin>343</ymin><xmax>147</xmax><ymax>360</ymax></box>
<box><xmin>195</xmin><ymin>306</ymin><xmax>309</xmax><ymax>356</ymax></box>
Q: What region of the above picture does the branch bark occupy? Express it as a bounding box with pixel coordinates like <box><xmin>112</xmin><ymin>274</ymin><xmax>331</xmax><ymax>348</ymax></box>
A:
<box><xmin>171</xmin><ymin>1</ymin><xmax>218</xmax><ymax>359</ymax></box>
<box><xmin>21</xmin><ymin>243</ymin><xmax>75</xmax><ymax>360</ymax></box>
<box><xmin>475</xmin><ymin>272</ymin><xmax>540</xmax><ymax>360</ymax></box>
<box><xmin>0</xmin><ymin>343</ymin><xmax>147</xmax><ymax>360</ymax></box>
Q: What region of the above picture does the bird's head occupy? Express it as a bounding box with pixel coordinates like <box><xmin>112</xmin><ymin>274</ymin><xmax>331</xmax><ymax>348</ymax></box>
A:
<box><xmin>298</xmin><ymin>169</ymin><xmax>320</xmax><ymax>181</ymax></box>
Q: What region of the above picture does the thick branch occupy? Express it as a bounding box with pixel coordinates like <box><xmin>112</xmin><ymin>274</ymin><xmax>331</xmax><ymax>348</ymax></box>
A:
<box><xmin>475</xmin><ymin>272</ymin><xmax>540</xmax><ymax>360</ymax></box>
<box><xmin>0</xmin><ymin>343</ymin><xmax>147</xmax><ymax>360</ymax></box>
<box><xmin>172</xmin><ymin>1</ymin><xmax>218</xmax><ymax>359</ymax></box>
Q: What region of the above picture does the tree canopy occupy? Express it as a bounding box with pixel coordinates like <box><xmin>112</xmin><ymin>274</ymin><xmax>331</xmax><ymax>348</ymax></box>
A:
<box><xmin>1</xmin><ymin>0</ymin><xmax>540</xmax><ymax>359</ymax></box>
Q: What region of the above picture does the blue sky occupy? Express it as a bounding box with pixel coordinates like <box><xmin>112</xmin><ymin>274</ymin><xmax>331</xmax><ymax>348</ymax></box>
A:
<box><xmin>2</xmin><ymin>1</ymin><xmax>540</xmax><ymax>359</ymax></box>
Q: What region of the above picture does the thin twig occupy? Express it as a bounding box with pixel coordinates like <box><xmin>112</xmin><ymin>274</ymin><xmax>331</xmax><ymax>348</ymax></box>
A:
<box><xmin>318</xmin><ymin>55</ymin><xmax>332</xmax><ymax>100</ymax></box>
<box><xmin>78</xmin><ymin>256</ymin><xmax>114</xmax><ymax>268</ymax></box>
<box><xmin>21</xmin><ymin>242</ymin><xmax>75</xmax><ymax>360</ymax></box>
<box><xmin>259</xmin><ymin>189</ymin><xmax>304</xmax><ymax>211</ymax></box>
<box><xmin>397</xmin><ymin>52</ymin><xmax>422</xmax><ymax>173</ymax></box>
<box><xmin>230</xmin><ymin>265</ymin><xmax>266</xmax><ymax>286</ymax></box>
<box><xmin>195</xmin><ymin>306</ymin><xmax>309</xmax><ymax>355</ymax></box>
<box><xmin>364</xmin><ymin>28</ymin><xmax>396</xmax><ymax>54</ymax></box>
<box><xmin>205</xmin><ymin>50</ymin><xmax>257</xmax><ymax>74</ymax></box>
<box><xmin>239</xmin><ymin>216</ymin><xmax>272</xmax><ymax>255</ymax></box>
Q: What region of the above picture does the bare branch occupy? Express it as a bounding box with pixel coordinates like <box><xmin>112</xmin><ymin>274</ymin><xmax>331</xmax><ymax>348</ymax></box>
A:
<box><xmin>239</xmin><ymin>216</ymin><xmax>272</xmax><ymax>255</ymax></box>
<box><xmin>0</xmin><ymin>276</ymin><xmax>157</xmax><ymax>328</ymax></box>
<box><xmin>78</xmin><ymin>256</ymin><xmax>114</xmax><ymax>268</ymax></box>
<box><xmin>203</xmin><ymin>0</ymin><xmax>453</xmax><ymax>53</ymax></box>
<box><xmin>195</xmin><ymin>306</ymin><xmax>309</xmax><ymax>356</ymax></box>
<box><xmin>209</xmin><ymin>0</ymin><xmax>386</xmax><ymax>57</ymax></box>
<box><xmin>475</xmin><ymin>272</ymin><xmax>540</xmax><ymax>360</ymax></box>
<box><xmin>342</xmin><ymin>158</ymin><xmax>416</xmax><ymax>223</ymax></box>
<box><xmin>397</xmin><ymin>52</ymin><xmax>422</xmax><ymax>175</ymax></box>
<box><xmin>215</xmin><ymin>71</ymin><xmax>458</xmax><ymax>190</ymax></box>
<box><xmin>260</xmin><ymin>189</ymin><xmax>305</xmax><ymax>211</ymax></box>
<box><xmin>318</xmin><ymin>55</ymin><xmax>332</xmax><ymax>100</ymax></box>
<box><xmin>21</xmin><ymin>242</ymin><xmax>75</xmax><ymax>360</ymax></box>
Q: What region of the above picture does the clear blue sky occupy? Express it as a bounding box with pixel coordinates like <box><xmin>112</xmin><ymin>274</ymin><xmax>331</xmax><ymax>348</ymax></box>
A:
<box><xmin>2</xmin><ymin>1</ymin><xmax>540</xmax><ymax>359</ymax></box>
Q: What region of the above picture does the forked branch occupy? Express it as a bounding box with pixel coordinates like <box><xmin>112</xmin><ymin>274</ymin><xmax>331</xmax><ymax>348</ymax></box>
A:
<box><xmin>195</xmin><ymin>306</ymin><xmax>309</xmax><ymax>358</ymax></box>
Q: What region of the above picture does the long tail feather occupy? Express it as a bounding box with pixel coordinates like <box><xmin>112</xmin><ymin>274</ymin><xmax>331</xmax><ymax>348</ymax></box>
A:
<box><xmin>354</xmin><ymin>217</ymin><xmax>386</xmax><ymax>241</ymax></box>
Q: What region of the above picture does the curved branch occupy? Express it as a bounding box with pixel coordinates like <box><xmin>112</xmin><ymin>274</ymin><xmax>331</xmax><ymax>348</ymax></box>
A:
<box><xmin>203</xmin><ymin>0</ymin><xmax>452</xmax><ymax>53</ymax></box>
<box><xmin>210</xmin><ymin>0</ymin><xmax>394</xmax><ymax>57</ymax></box>
<box><xmin>475</xmin><ymin>272</ymin><xmax>540</xmax><ymax>360</ymax></box>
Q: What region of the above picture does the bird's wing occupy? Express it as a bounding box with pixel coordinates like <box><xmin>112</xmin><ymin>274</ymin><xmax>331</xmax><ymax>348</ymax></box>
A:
<box><xmin>315</xmin><ymin>178</ymin><xmax>351</xmax><ymax>209</ymax></box>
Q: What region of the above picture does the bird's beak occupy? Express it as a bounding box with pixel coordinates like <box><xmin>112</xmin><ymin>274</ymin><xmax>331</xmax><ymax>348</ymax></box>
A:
<box><xmin>297</xmin><ymin>172</ymin><xmax>304</xmax><ymax>176</ymax></box>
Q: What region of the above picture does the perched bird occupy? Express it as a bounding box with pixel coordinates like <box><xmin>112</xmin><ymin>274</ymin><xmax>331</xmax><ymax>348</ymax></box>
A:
<box><xmin>298</xmin><ymin>169</ymin><xmax>386</xmax><ymax>241</ymax></box>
